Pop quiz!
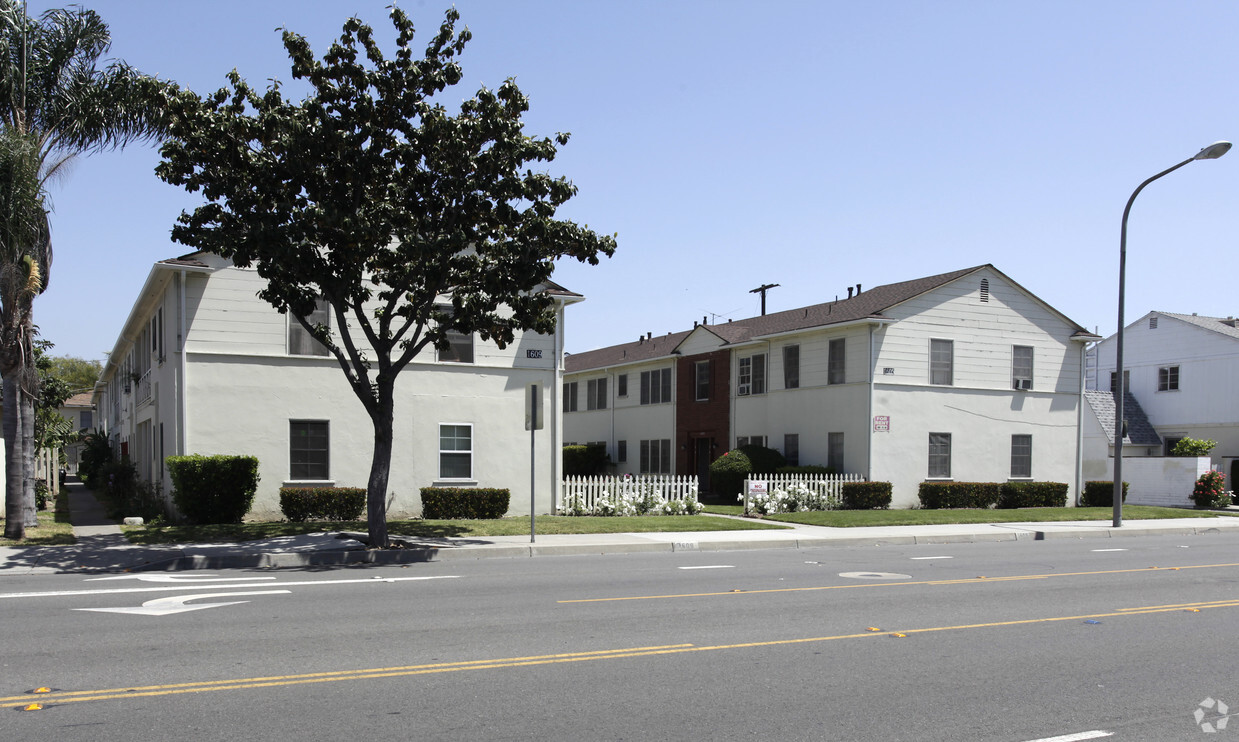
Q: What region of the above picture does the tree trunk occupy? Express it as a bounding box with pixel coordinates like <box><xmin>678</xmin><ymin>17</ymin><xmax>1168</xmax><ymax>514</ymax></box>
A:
<box><xmin>20</xmin><ymin>379</ymin><xmax>36</xmax><ymax>527</ymax></box>
<box><xmin>3</xmin><ymin>375</ymin><xmax>23</xmax><ymax>539</ymax></box>
<box><xmin>365</xmin><ymin>381</ymin><xmax>396</xmax><ymax>549</ymax></box>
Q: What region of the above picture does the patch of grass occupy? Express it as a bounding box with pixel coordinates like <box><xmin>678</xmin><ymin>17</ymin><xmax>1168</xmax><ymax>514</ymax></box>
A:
<box><xmin>0</xmin><ymin>508</ymin><xmax>76</xmax><ymax>546</ymax></box>
<box><xmin>121</xmin><ymin>513</ymin><xmax>790</xmax><ymax>545</ymax></box>
<box><xmin>756</xmin><ymin>505</ymin><xmax>1226</xmax><ymax>527</ymax></box>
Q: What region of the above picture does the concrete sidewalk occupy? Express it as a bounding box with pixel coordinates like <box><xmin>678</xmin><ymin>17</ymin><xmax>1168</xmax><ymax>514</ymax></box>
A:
<box><xmin>3</xmin><ymin>483</ymin><xmax>1238</xmax><ymax>574</ymax></box>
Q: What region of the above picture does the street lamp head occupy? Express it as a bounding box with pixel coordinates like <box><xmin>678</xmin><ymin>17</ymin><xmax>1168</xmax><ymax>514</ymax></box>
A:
<box><xmin>1194</xmin><ymin>141</ymin><xmax>1232</xmax><ymax>160</ymax></box>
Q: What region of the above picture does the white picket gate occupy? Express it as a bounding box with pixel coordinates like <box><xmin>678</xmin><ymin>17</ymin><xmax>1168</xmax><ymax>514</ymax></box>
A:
<box><xmin>560</xmin><ymin>474</ymin><xmax>699</xmax><ymax>512</ymax></box>
<box><xmin>741</xmin><ymin>472</ymin><xmax>865</xmax><ymax>512</ymax></box>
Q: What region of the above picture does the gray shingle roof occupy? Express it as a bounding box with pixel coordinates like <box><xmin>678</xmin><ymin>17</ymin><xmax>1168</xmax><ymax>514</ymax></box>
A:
<box><xmin>567</xmin><ymin>265</ymin><xmax>992</xmax><ymax>372</ymax></box>
<box><xmin>1083</xmin><ymin>389</ymin><xmax>1162</xmax><ymax>447</ymax></box>
<box><xmin>1157</xmin><ymin>312</ymin><xmax>1239</xmax><ymax>341</ymax></box>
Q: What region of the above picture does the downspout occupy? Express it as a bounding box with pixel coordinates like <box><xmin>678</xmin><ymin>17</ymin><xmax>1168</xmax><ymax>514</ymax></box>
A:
<box><xmin>551</xmin><ymin>300</ymin><xmax>564</xmax><ymax>513</ymax></box>
<box><xmin>1074</xmin><ymin>341</ymin><xmax>1087</xmax><ymax>506</ymax></box>
<box><xmin>866</xmin><ymin>323</ymin><xmax>875</xmax><ymax>481</ymax></box>
<box><xmin>178</xmin><ymin>270</ymin><xmax>188</xmax><ymax>457</ymax></box>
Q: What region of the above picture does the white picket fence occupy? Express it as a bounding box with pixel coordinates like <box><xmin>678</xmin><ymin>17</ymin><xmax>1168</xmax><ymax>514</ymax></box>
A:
<box><xmin>741</xmin><ymin>472</ymin><xmax>865</xmax><ymax>512</ymax></box>
<box><xmin>560</xmin><ymin>475</ymin><xmax>699</xmax><ymax>512</ymax></box>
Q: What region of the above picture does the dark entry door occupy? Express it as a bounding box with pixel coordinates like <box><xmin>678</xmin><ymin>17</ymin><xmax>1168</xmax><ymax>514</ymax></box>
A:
<box><xmin>695</xmin><ymin>438</ymin><xmax>712</xmax><ymax>495</ymax></box>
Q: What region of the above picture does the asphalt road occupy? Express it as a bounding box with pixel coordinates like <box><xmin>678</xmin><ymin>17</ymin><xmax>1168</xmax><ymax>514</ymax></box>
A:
<box><xmin>4</xmin><ymin>533</ymin><xmax>1239</xmax><ymax>741</ymax></box>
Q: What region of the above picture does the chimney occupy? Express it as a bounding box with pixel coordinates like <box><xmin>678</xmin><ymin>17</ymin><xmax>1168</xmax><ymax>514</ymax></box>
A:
<box><xmin>703</xmin><ymin>315</ymin><xmax>707</xmax><ymax>326</ymax></box>
<box><xmin>647</xmin><ymin>332</ymin><xmax>652</xmax><ymax>341</ymax></box>
<box><xmin>847</xmin><ymin>287</ymin><xmax>854</xmax><ymax>299</ymax></box>
<box><xmin>856</xmin><ymin>283</ymin><xmax>862</xmax><ymax>295</ymax></box>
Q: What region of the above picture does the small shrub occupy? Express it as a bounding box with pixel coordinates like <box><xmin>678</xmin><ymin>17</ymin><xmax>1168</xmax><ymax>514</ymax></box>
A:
<box><xmin>709</xmin><ymin>450</ymin><xmax>752</xmax><ymax>500</ymax></box>
<box><xmin>562</xmin><ymin>444</ymin><xmax>608</xmax><ymax>476</ymax></box>
<box><xmin>1080</xmin><ymin>481</ymin><xmax>1129</xmax><ymax>507</ymax></box>
<box><xmin>34</xmin><ymin>479</ymin><xmax>49</xmax><ymax>511</ymax></box>
<box><xmin>280</xmin><ymin>487</ymin><xmax>366</xmax><ymax>522</ymax></box>
<box><xmin>841</xmin><ymin>481</ymin><xmax>892</xmax><ymax>510</ymax></box>
<box><xmin>918</xmin><ymin>482</ymin><xmax>1002</xmax><ymax>509</ymax></box>
<box><xmin>1172</xmin><ymin>437</ymin><xmax>1217</xmax><ymax>456</ymax></box>
<box><xmin>167</xmin><ymin>455</ymin><xmax>260</xmax><ymax>524</ymax></box>
<box><xmin>421</xmin><ymin>487</ymin><xmax>510</xmax><ymax>519</ymax></box>
<box><xmin>997</xmin><ymin>482</ymin><xmax>1069</xmax><ymax>509</ymax></box>
<box><xmin>1191</xmin><ymin>470</ymin><xmax>1229</xmax><ymax>509</ymax></box>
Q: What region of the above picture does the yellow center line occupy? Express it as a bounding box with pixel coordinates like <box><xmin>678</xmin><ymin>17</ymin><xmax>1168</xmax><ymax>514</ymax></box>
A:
<box><xmin>557</xmin><ymin>562</ymin><xmax>1239</xmax><ymax>603</ymax></box>
<box><xmin>9</xmin><ymin>599</ymin><xmax>1239</xmax><ymax>709</ymax></box>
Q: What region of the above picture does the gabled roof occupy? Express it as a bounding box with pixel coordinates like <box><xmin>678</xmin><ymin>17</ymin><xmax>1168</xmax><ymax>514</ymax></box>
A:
<box><xmin>62</xmin><ymin>392</ymin><xmax>93</xmax><ymax>408</ymax></box>
<box><xmin>567</xmin><ymin>264</ymin><xmax>1091</xmax><ymax>373</ymax></box>
<box><xmin>1083</xmin><ymin>390</ymin><xmax>1162</xmax><ymax>447</ymax></box>
<box><xmin>1157</xmin><ymin>312</ymin><xmax>1239</xmax><ymax>341</ymax></box>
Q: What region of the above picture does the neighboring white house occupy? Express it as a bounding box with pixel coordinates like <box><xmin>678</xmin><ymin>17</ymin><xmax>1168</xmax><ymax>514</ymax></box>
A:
<box><xmin>1087</xmin><ymin>311</ymin><xmax>1239</xmax><ymax>487</ymax></box>
<box><xmin>93</xmin><ymin>251</ymin><xmax>581</xmax><ymax>520</ymax></box>
<box><xmin>58</xmin><ymin>391</ymin><xmax>95</xmax><ymax>475</ymax></box>
<box><xmin>565</xmin><ymin>264</ymin><xmax>1100</xmax><ymax>508</ymax></box>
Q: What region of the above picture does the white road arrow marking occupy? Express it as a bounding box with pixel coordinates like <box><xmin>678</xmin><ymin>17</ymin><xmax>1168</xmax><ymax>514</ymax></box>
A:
<box><xmin>0</xmin><ymin>575</ymin><xmax>459</xmax><ymax>601</ymax></box>
<box><xmin>73</xmin><ymin>590</ymin><xmax>291</xmax><ymax>616</ymax></box>
<box><xmin>85</xmin><ymin>574</ymin><xmax>277</xmax><ymax>583</ymax></box>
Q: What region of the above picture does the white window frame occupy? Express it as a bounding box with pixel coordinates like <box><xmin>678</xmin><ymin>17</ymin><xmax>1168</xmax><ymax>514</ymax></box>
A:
<box><xmin>828</xmin><ymin>338</ymin><xmax>846</xmax><ymax>385</ymax></box>
<box><xmin>563</xmin><ymin>381</ymin><xmax>578</xmax><ymax>412</ymax></box>
<box><xmin>639</xmin><ymin>439</ymin><xmax>671</xmax><ymax>474</ymax></box>
<box><xmin>1012</xmin><ymin>345</ymin><xmax>1034</xmax><ymax>390</ymax></box>
<box><xmin>1157</xmin><ymin>365</ymin><xmax>1179</xmax><ymax>392</ymax></box>
<box><xmin>435</xmin><ymin>304</ymin><xmax>474</xmax><ymax>364</ymax></box>
<box><xmin>783</xmin><ymin>345</ymin><xmax>800</xmax><ymax>389</ymax></box>
<box><xmin>930</xmin><ymin>339</ymin><xmax>953</xmax><ymax>386</ymax></box>
<box><xmin>695</xmin><ymin>361</ymin><xmax>711</xmax><ymax>401</ymax></box>
<box><xmin>289</xmin><ymin>300</ymin><xmax>331</xmax><ymax>357</ymax></box>
<box><xmin>438</xmin><ymin>423</ymin><xmax>474</xmax><ymax>480</ymax></box>
<box><xmin>290</xmin><ymin>420</ymin><xmax>330</xmax><ymax>481</ymax></box>
<box><xmin>738</xmin><ymin>353</ymin><xmax>766</xmax><ymax>396</ymax></box>
<box><xmin>640</xmin><ymin>368</ymin><xmax>672</xmax><ymax>405</ymax></box>
<box><xmin>827</xmin><ymin>432</ymin><xmax>844</xmax><ymax>471</ymax></box>
<box><xmin>1011</xmin><ymin>434</ymin><xmax>1032</xmax><ymax>479</ymax></box>
<box><xmin>587</xmin><ymin>377</ymin><xmax>607</xmax><ymax>410</ymax></box>
<box><xmin>928</xmin><ymin>432</ymin><xmax>952</xmax><ymax>479</ymax></box>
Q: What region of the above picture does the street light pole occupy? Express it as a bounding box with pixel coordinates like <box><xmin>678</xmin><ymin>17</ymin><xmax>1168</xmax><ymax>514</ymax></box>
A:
<box><xmin>1113</xmin><ymin>141</ymin><xmax>1230</xmax><ymax>527</ymax></box>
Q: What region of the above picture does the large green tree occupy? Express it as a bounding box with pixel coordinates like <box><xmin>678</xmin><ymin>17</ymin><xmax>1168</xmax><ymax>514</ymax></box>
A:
<box><xmin>0</xmin><ymin>1</ymin><xmax>170</xmax><ymax>539</ymax></box>
<box><xmin>157</xmin><ymin>8</ymin><xmax>616</xmax><ymax>547</ymax></box>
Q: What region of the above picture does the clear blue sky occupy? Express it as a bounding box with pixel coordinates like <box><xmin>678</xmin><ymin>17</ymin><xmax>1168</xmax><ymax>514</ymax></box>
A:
<box><xmin>27</xmin><ymin>0</ymin><xmax>1239</xmax><ymax>363</ymax></box>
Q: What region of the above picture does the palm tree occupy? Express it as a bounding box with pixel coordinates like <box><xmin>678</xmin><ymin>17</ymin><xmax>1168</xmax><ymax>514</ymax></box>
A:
<box><xmin>0</xmin><ymin>1</ymin><xmax>171</xmax><ymax>539</ymax></box>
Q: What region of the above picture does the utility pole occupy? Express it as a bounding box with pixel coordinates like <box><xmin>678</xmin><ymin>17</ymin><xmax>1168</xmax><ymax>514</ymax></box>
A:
<box><xmin>749</xmin><ymin>283</ymin><xmax>779</xmax><ymax>316</ymax></box>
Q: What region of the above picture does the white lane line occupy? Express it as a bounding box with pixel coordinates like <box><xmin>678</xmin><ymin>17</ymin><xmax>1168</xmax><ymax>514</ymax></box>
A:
<box><xmin>679</xmin><ymin>565</ymin><xmax>734</xmax><ymax>570</ymax></box>
<box><xmin>1091</xmin><ymin>548</ymin><xmax>1128</xmax><ymax>552</ymax></box>
<box><xmin>1021</xmin><ymin>730</ymin><xmax>1112</xmax><ymax>742</ymax></box>
<box><xmin>910</xmin><ymin>556</ymin><xmax>953</xmax><ymax>560</ymax></box>
<box><xmin>0</xmin><ymin>575</ymin><xmax>459</xmax><ymax>600</ymax></box>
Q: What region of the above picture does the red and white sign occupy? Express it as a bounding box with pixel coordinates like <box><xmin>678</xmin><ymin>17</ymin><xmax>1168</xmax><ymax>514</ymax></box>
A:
<box><xmin>873</xmin><ymin>415</ymin><xmax>890</xmax><ymax>432</ymax></box>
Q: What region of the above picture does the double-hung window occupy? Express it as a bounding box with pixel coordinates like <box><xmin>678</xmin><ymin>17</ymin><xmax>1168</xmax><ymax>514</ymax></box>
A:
<box><xmin>930</xmin><ymin>339</ymin><xmax>953</xmax><ymax>385</ymax></box>
<box><xmin>617</xmin><ymin>374</ymin><xmax>628</xmax><ymax>398</ymax></box>
<box><xmin>783</xmin><ymin>345</ymin><xmax>800</xmax><ymax>389</ymax></box>
<box><xmin>563</xmin><ymin>381</ymin><xmax>578</xmax><ymax>412</ymax></box>
<box><xmin>290</xmin><ymin>420</ymin><xmax>329</xmax><ymax>480</ymax></box>
<box><xmin>289</xmin><ymin>300</ymin><xmax>330</xmax><ymax>356</ymax></box>
<box><xmin>640</xmin><ymin>368</ymin><xmax>672</xmax><ymax>405</ymax></box>
<box><xmin>928</xmin><ymin>432</ymin><xmax>951</xmax><ymax>478</ymax></box>
<box><xmin>587</xmin><ymin>378</ymin><xmax>608</xmax><ymax>410</ymax></box>
<box><xmin>828</xmin><ymin>338</ymin><xmax>846</xmax><ymax>385</ymax></box>
<box><xmin>695</xmin><ymin>361</ymin><xmax>711</xmax><ymax>401</ymax></box>
<box><xmin>1011</xmin><ymin>434</ymin><xmax>1032</xmax><ymax>478</ymax></box>
<box><xmin>435</xmin><ymin>305</ymin><xmax>474</xmax><ymax>363</ymax></box>
<box><xmin>827</xmin><ymin>432</ymin><xmax>844</xmax><ymax>471</ymax></box>
<box><xmin>738</xmin><ymin>353</ymin><xmax>766</xmax><ymax>396</ymax></box>
<box><xmin>1012</xmin><ymin>346</ymin><xmax>1034</xmax><ymax>390</ymax></box>
<box><xmin>439</xmin><ymin>424</ymin><xmax>473</xmax><ymax>479</ymax></box>
<box><xmin>1109</xmin><ymin>370</ymin><xmax>1130</xmax><ymax>393</ymax></box>
<box><xmin>639</xmin><ymin>439</ymin><xmax>671</xmax><ymax>474</ymax></box>
<box><xmin>1157</xmin><ymin>365</ymin><xmax>1179</xmax><ymax>392</ymax></box>
<box><xmin>783</xmin><ymin>434</ymin><xmax>800</xmax><ymax>466</ymax></box>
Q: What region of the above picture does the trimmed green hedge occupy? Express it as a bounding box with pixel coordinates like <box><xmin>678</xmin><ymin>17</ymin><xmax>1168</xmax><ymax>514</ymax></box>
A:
<box><xmin>997</xmin><ymin>482</ymin><xmax>1069</xmax><ymax>508</ymax></box>
<box><xmin>738</xmin><ymin>444</ymin><xmax>787</xmax><ymax>475</ymax></box>
<box><xmin>421</xmin><ymin>487</ymin><xmax>510</xmax><ymax>519</ymax></box>
<box><xmin>776</xmin><ymin>465</ymin><xmax>837</xmax><ymax>476</ymax></box>
<box><xmin>918</xmin><ymin>482</ymin><xmax>1002</xmax><ymax>509</ymax></box>
<box><xmin>279</xmin><ymin>487</ymin><xmax>366</xmax><ymax>522</ymax></box>
<box><xmin>1081</xmin><ymin>481</ymin><xmax>1129</xmax><ymax>507</ymax></box>
<box><xmin>167</xmin><ymin>454</ymin><xmax>259</xmax><ymax>524</ymax></box>
<box><xmin>709</xmin><ymin>450</ymin><xmax>752</xmax><ymax>499</ymax></box>
<box><xmin>563</xmin><ymin>444</ymin><xmax>608</xmax><ymax>476</ymax></box>
<box><xmin>841</xmin><ymin>481</ymin><xmax>891</xmax><ymax>509</ymax></box>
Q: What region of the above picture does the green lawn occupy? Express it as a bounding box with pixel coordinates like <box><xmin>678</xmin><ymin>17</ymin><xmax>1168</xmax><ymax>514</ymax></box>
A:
<box><xmin>731</xmin><ymin>505</ymin><xmax>1233</xmax><ymax>528</ymax></box>
<box><xmin>121</xmin><ymin>513</ymin><xmax>791</xmax><ymax>545</ymax></box>
<box><xmin>0</xmin><ymin>496</ymin><xmax>76</xmax><ymax>546</ymax></box>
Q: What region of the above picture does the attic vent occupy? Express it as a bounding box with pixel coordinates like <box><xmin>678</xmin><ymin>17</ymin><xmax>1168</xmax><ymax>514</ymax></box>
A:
<box><xmin>979</xmin><ymin>278</ymin><xmax>989</xmax><ymax>303</ymax></box>
<box><xmin>1149</xmin><ymin>316</ymin><xmax>1158</xmax><ymax>329</ymax></box>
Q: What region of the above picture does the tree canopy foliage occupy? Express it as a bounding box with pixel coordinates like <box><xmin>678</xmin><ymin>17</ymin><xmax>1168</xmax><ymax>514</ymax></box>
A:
<box><xmin>157</xmin><ymin>7</ymin><xmax>616</xmax><ymax>545</ymax></box>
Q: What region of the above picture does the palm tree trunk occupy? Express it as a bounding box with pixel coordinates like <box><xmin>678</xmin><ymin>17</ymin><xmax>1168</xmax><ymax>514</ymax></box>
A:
<box><xmin>20</xmin><ymin>375</ymin><xmax>36</xmax><ymax>527</ymax></box>
<box><xmin>3</xmin><ymin>374</ymin><xmax>23</xmax><ymax>539</ymax></box>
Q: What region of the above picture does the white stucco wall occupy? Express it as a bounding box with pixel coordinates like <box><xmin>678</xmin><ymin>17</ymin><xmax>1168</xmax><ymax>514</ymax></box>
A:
<box><xmin>1116</xmin><ymin>456</ymin><xmax>1211</xmax><ymax>508</ymax></box>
